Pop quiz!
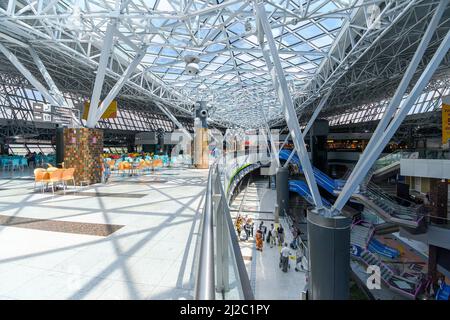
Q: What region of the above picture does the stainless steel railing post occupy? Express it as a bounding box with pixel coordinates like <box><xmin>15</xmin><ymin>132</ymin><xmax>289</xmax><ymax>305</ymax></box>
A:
<box><xmin>194</xmin><ymin>164</ymin><xmax>215</xmax><ymax>300</ymax></box>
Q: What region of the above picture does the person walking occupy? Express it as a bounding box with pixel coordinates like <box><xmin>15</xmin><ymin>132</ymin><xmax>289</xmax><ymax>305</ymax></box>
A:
<box><xmin>295</xmin><ymin>248</ymin><xmax>304</xmax><ymax>272</ymax></box>
<box><xmin>277</xmin><ymin>224</ymin><xmax>284</xmax><ymax>246</ymax></box>
<box><xmin>255</xmin><ymin>230</ymin><xmax>264</xmax><ymax>251</ymax></box>
<box><xmin>259</xmin><ymin>221</ymin><xmax>267</xmax><ymax>236</ymax></box>
<box><xmin>244</xmin><ymin>220</ymin><xmax>251</xmax><ymax>241</ymax></box>
<box><xmin>270</xmin><ymin>224</ymin><xmax>277</xmax><ymax>248</ymax></box>
<box><xmin>280</xmin><ymin>243</ymin><xmax>291</xmax><ymax>272</ymax></box>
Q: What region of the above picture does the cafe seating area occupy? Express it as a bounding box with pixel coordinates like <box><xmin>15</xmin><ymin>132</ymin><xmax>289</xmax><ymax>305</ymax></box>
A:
<box><xmin>33</xmin><ymin>166</ymin><xmax>75</xmax><ymax>194</ymax></box>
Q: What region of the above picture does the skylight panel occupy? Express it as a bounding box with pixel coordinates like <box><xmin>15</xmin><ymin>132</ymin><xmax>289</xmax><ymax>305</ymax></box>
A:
<box><xmin>246</xmin><ymin>35</ymin><xmax>259</xmax><ymax>45</ymax></box>
<box><xmin>204</xmin><ymin>64</ymin><xmax>221</xmax><ymax>71</ymax></box>
<box><xmin>157</xmin><ymin>0</ymin><xmax>174</xmax><ymax>11</ymax></box>
<box><xmin>237</xmin><ymin>53</ymin><xmax>254</xmax><ymax>62</ymax></box>
<box><xmin>310</xmin><ymin>35</ymin><xmax>333</xmax><ymax>48</ymax></box>
<box><xmin>160</xmin><ymin>48</ymin><xmax>179</xmax><ymax>57</ymax></box>
<box><xmin>301</xmin><ymin>62</ymin><xmax>317</xmax><ymax>70</ymax></box>
<box><xmin>281</xmin><ymin>34</ymin><xmax>301</xmax><ymax>46</ymax></box>
<box><xmin>298</xmin><ymin>24</ymin><xmax>323</xmax><ymax>40</ymax></box>
<box><xmin>212</xmin><ymin>55</ymin><xmax>230</xmax><ymax>64</ymax></box>
<box><xmin>156</xmin><ymin>57</ymin><xmax>175</xmax><ymax>64</ymax></box>
<box><xmin>152</xmin><ymin>34</ymin><xmax>166</xmax><ymax>44</ymax></box>
<box><xmin>164</xmin><ymin>73</ymin><xmax>178</xmax><ymax>80</ymax></box>
<box><xmin>228</xmin><ymin>22</ymin><xmax>245</xmax><ymax>35</ymax></box>
<box><xmin>206</xmin><ymin>43</ymin><xmax>226</xmax><ymax>52</ymax></box>
<box><xmin>320</xmin><ymin>18</ymin><xmax>343</xmax><ymax>31</ymax></box>
<box><xmin>250</xmin><ymin>60</ymin><xmax>265</xmax><ymax>67</ymax></box>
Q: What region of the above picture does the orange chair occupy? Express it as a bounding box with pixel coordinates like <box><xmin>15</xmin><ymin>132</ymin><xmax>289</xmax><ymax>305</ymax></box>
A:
<box><xmin>118</xmin><ymin>161</ymin><xmax>131</xmax><ymax>175</ymax></box>
<box><xmin>154</xmin><ymin>159</ymin><xmax>163</xmax><ymax>168</ymax></box>
<box><xmin>61</xmin><ymin>168</ymin><xmax>75</xmax><ymax>192</ymax></box>
<box><xmin>47</xmin><ymin>169</ymin><xmax>63</xmax><ymax>195</ymax></box>
<box><xmin>34</xmin><ymin>168</ymin><xmax>49</xmax><ymax>192</ymax></box>
<box><xmin>47</xmin><ymin>166</ymin><xmax>58</xmax><ymax>173</ymax></box>
<box><xmin>136</xmin><ymin>160</ymin><xmax>147</xmax><ymax>175</ymax></box>
<box><xmin>107</xmin><ymin>160</ymin><xmax>115</xmax><ymax>170</ymax></box>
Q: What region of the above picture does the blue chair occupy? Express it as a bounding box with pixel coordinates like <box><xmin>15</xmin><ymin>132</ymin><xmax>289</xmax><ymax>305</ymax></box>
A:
<box><xmin>11</xmin><ymin>158</ymin><xmax>20</xmax><ymax>171</ymax></box>
<box><xmin>20</xmin><ymin>157</ymin><xmax>28</xmax><ymax>169</ymax></box>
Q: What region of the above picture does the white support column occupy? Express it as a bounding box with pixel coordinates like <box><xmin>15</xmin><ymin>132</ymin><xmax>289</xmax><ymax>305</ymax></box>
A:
<box><xmin>0</xmin><ymin>42</ymin><xmax>59</xmax><ymax>106</ymax></box>
<box><xmin>259</xmin><ymin>105</ymin><xmax>280</xmax><ymax>167</ymax></box>
<box><xmin>28</xmin><ymin>46</ymin><xmax>66</xmax><ymax>107</ymax></box>
<box><xmin>154</xmin><ymin>101</ymin><xmax>192</xmax><ymax>141</ymax></box>
<box><xmin>283</xmin><ymin>92</ymin><xmax>330</xmax><ymax>168</ymax></box>
<box><xmin>93</xmin><ymin>45</ymin><xmax>148</xmax><ymax>123</ymax></box>
<box><xmin>7</xmin><ymin>0</ymin><xmax>16</xmax><ymax>15</ymax></box>
<box><xmin>256</xmin><ymin>3</ymin><xmax>324</xmax><ymax>210</ymax></box>
<box><xmin>332</xmin><ymin>29</ymin><xmax>450</xmax><ymax>214</ymax></box>
<box><xmin>340</xmin><ymin>0</ymin><xmax>447</xmax><ymax>193</ymax></box>
<box><xmin>278</xmin><ymin>132</ymin><xmax>291</xmax><ymax>153</ymax></box>
<box><xmin>303</xmin><ymin>92</ymin><xmax>331</xmax><ymax>136</ymax></box>
<box><xmin>86</xmin><ymin>20</ymin><xmax>116</xmax><ymax>128</ymax></box>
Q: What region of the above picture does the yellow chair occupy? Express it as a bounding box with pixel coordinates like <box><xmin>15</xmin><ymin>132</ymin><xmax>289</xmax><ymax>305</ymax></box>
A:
<box><xmin>34</xmin><ymin>168</ymin><xmax>49</xmax><ymax>192</ymax></box>
<box><xmin>47</xmin><ymin>169</ymin><xmax>63</xmax><ymax>195</ymax></box>
<box><xmin>61</xmin><ymin>168</ymin><xmax>75</xmax><ymax>192</ymax></box>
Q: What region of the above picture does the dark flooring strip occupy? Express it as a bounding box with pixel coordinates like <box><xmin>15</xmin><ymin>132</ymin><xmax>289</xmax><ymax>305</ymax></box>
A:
<box><xmin>114</xmin><ymin>180</ymin><xmax>168</xmax><ymax>184</ymax></box>
<box><xmin>0</xmin><ymin>214</ymin><xmax>123</xmax><ymax>236</ymax></box>
<box><xmin>56</xmin><ymin>191</ymin><xmax>146</xmax><ymax>198</ymax></box>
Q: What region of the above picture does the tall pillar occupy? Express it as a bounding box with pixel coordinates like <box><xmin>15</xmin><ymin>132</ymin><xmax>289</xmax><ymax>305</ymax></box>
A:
<box><xmin>276</xmin><ymin>166</ymin><xmax>289</xmax><ymax>216</ymax></box>
<box><xmin>307</xmin><ymin>209</ymin><xmax>351</xmax><ymax>300</ymax></box>
<box><xmin>430</xmin><ymin>178</ymin><xmax>448</xmax><ymax>224</ymax></box>
<box><xmin>310</xmin><ymin>119</ymin><xmax>329</xmax><ymax>173</ymax></box>
<box><xmin>63</xmin><ymin>128</ymin><xmax>104</xmax><ymax>185</ymax></box>
<box><xmin>194</xmin><ymin>101</ymin><xmax>209</xmax><ymax>169</ymax></box>
<box><xmin>55</xmin><ymin>126</ymin><xmax>64</xmax><ymax>167</ymax></box>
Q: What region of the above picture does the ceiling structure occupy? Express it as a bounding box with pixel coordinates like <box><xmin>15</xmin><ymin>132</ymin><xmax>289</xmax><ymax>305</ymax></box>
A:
<box><xmin>0</xmin><ymin>0</ymin><xmax>449</xmax><ymax>131</ymax></box>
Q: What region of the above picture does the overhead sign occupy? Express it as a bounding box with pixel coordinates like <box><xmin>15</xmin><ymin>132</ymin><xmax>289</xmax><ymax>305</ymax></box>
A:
<box><xmin>442</xmin><ymin>96</ymin><xmax>450</xmax><ymax>144</ymax></box>
<box><xmin>32</xmin><ymin>102</ymin><xmax>73</xmax><ymax>125</ymax></box>
<box><xmin>82</xmin><ymin>100</ymin><xmax>118</xmax><ymax>120</ymax></box>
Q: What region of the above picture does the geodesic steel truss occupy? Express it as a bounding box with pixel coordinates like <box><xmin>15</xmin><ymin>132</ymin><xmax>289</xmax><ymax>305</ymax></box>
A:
<box><xmin>2</xmin><ymin>0</ymin><xmax>442</xmax><ymax>130</ymax></box>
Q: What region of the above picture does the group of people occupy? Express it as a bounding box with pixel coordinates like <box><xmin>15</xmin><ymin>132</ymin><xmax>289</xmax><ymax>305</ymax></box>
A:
<box><xmin>25</xmin><ymin>151</ymin><xmax>40</xmax><ymax>167</ymax></box>
<box><xmin>236</xmin><ymin>217</ymin><xmax>305</xmax><ymax>273</ymax></box>
<box><xmin>235</xmin><ymin>215</ymin><xmax>254</xmax><ymax>242</ymax></box>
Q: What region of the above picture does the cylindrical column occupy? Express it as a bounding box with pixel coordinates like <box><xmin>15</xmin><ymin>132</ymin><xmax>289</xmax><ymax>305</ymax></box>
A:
<box><xmin>307</xmin><ymin>209</ymin><xmax>351</xmax><ymax>300</ymax></box>
<box><xmin>55</xmin><ymin>126</ymin><xmax>64</xmax><ymax>167</ymax></box>
<box><xmin>194</xmin><ymin>101</ymin><xmax>209</xmax><ymax>169</ymax></box>
<box><xmin>276</xmin><ymin>166</ymin><xmax>289</xmax><ymax>216</ymax></box>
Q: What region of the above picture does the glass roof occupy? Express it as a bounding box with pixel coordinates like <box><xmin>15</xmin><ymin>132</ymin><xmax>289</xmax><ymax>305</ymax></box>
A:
<box><xmin>3</xmin><ymin>0</ymin><xmax>359</xmax><ymax>127</ymax></box>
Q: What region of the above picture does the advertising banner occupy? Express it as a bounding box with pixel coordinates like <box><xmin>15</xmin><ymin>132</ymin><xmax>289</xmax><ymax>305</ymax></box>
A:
<box><xmin>82</xmin><ymin>100</ymin><xmax>117</xmax><ymax>120</ymax></box>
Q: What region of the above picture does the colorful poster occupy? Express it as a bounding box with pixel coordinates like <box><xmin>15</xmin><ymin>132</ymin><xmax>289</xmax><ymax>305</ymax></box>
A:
<box><xmin>442</xmin><ymin>97</ymin><xmax>450</xmax><ymax>144</ymax></box>
<box><xmin>82</xmin><ymin>100</ymin><xmax>118</xmax><ymax>120</ymax></box>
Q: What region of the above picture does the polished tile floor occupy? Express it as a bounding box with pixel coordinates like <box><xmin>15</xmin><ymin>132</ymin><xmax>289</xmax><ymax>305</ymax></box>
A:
<box><xmin>0</xmin><ymin>167</ymin><xmax>207</xmax><ymax>300</ymax></box>
<box><xmin>231</xmin><ymin>179</ymin><xmax>307</xmax><ymax>300</ymax></box>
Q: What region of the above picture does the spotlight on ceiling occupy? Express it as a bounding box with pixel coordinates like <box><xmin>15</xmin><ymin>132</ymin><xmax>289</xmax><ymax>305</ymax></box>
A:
<box><xmin>245</xmin><ymin>18</ymin><xmax>253</xmax><ymax>32</ymax></box>
<box><xmin>184</xmin><ymin>55</ymin><xmax>200</xmax><ymax>75</ymax></box>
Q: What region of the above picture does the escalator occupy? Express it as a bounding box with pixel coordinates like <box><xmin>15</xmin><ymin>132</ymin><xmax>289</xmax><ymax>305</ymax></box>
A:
<box><xmin>288</xmin><ymin>180</ymin><xmax>331</xmax><ymax>207</ymax></box>
<box><xmin>363</xmin><ymin>151</ymin><xmax>418</xmax><ymax>184</ymax></box>
<box><xmin>351</xmin><ymin>182</ymin><xmax>427</xmax><ymax>233</ymax></box>
<box><xmin>279</xmin><ymin>149</ymin><xmax>339</xmax><ymax>194</ymax></box>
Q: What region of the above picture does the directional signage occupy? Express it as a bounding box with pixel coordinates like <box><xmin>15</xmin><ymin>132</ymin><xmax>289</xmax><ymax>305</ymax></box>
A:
<box><xmin>32</xmin><ymin>102</ymin><xmax>73</xmax><ymax>126</ymax></box>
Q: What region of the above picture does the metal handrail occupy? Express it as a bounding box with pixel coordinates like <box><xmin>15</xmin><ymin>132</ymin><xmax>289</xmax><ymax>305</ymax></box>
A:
<box><xmin>194</xmin><ymin>163</ymin><xmax>216</xmax><ymax>300</ymax></box>
<box><xmin>194</xmin><ymin>160</ymin><xmax>254</xmax><ymax>300</ymax></box>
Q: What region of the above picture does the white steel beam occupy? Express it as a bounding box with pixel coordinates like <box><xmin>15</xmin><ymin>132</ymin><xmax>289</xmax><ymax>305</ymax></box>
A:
<box><xmin>86</xmin><ymin>20</ymin><xmax>116</xmax><ymax>128</ymax></box>
<box><xmin>332</xmin><ymin>29</ymin><xmax>450</xmax><ymax>214</ymax></box>
<box><xmin>28</xmin><ymin>45</ymin><xmax>66</xmax><ymax>107</ymax></box>
<box><xmin>93</xmin><ymin>45</ymin><xmax>148</xmax><ymax>124</ymax></box>
<box><xmin>303</xmin><ymin>92</ymin><xmax>331</xmax><ymax>135</ymax></box>
<box><xmin>256</xmin><ymin>3</ymin><xmax>324</xmax><ymax>211</ymax></box>
<box><xmin>154</xmin><ymin>101</ymin><xmax>192</xmax><ymax>141</ymax></box>
<box><xmin>340</xmin><ymin>0</ymin><xmax>448</xmax><ymax>195</ymax></box>
<box><xmin>283</xmin><ymin>92</ymin><xmax>331</xmax><ymax>168</ymax></box>
<box><xmin>259</xmin><ymin>106</ymin><xmax>280</xmax><ymax>167</ymax></box>
<box><xmin>0</xmin><ymin>42</ymin><xmax>59</xmax><ymax>106</ymax></box>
